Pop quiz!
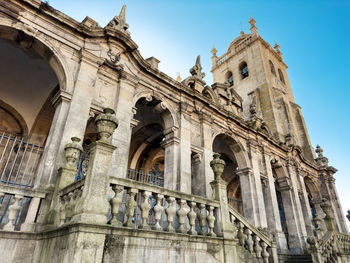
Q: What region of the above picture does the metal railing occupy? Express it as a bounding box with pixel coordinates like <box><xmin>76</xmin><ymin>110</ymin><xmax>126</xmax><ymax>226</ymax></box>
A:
<box><xmin>127</xmin><ymin>168</ymin><xmax>164</xmax><ymax>187</ymax></box>
<box><xmin>0</xmin><ymin>133</ymin><xmax>43</xmax><ymax>188</ymax></box>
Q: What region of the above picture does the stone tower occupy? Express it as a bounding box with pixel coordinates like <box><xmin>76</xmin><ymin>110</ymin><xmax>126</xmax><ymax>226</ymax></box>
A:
<box><xmin>211</xmin><ymin>17</ymin><xmax>315</xmax><ymax>161</ymax></box>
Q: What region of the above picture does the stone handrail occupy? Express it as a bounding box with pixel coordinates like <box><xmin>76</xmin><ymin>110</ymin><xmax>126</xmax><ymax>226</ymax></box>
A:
<box><xmin>109</xmin><ymin>177</ymin><xmax>220</xmax><ymax>236</ymax></box>
<box><xmin>228</xmin><ymin>205</ymin><xmax>272</xmax><ymax>246</ymax></box>
<box><xmin>228</xmin><ymin>205</ymin><xmax>274</xmax><ymax>262</ymax></box>
<box><xmin>0</xmin><ymin>184</ymin><xmax>47</xmax><ymax>231</ymax></box>
<box><xmin>308</xmin><ymin>231</ymin><xmax>350</xmax><ymax>262</ymax></box>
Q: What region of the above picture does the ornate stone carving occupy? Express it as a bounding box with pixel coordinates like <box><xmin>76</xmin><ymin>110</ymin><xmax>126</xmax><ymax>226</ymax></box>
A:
<box><xmin>64</xmin><ymin>137</ymin><xmax>83</xmax><ymax>169</ymax></box>
<box><xmin>210</xmin><ymin>153</ymin><xmax>226</xmax><ymax>181</ymax></box>
<box><xmin>95</xmin><ymin>108</ymin><xmax>118</xmax><ymax>143</ymax></box>
<box><xmin>189</xmin><ymin>55</ymin><xmax>205</xmax><ymax>80</ymax></box>
<box><xmin>106</xmin><ymin>5</ymin><xmax>129</xmax><ymax>34</ymax></box>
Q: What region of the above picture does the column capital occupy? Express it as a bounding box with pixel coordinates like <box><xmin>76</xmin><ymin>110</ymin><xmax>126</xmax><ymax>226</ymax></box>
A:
<box><xmin>236</xmin><ymin>167</ymin><xmax>253</xmax><ymax>176</ymax></box>
<box><xmin>276</xmin><ymin>176</ymin><xmax>292</xmax><ymax>191</ymax></box>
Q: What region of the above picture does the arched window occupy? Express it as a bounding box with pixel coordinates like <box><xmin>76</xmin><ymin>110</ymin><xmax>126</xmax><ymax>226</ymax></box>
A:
<box><xmin>239</xmin><ymin>61</ymin><xmax>249</xmax><ymax>79</ymax></box>
<box><xmin>226</xmin><ymin>71</ymin><xmax>234</xmax><ymax>86</ymax></box>
<box><xmin>278</xmin><ymin>69</ymin><xmax>285</xmax><ymax>84</ymax></box>
<box><xmin>269</xmin><ymin>60</ymin><xmax>276</xmax><ymax>76</ymax></box>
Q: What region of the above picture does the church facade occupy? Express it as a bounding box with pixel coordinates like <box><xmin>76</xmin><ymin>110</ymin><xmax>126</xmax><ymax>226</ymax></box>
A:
<box><xmin>0</xmin><ymin>0</ymin><xmax>349</xmax><ymax>262</ymax></box>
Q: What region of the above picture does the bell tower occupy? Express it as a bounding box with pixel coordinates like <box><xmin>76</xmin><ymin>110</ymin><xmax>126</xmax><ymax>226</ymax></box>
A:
<box><xmin>211</xmin><ymin>17</ymin><xmax>315</xmax><ymax>161</ymax></box>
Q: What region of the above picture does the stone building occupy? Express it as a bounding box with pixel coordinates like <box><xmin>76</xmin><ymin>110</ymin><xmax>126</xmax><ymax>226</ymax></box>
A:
<box><xmin>0</xmin><ymin>0</ymin><xmax>349</xmax><ymax>262</ymax></box>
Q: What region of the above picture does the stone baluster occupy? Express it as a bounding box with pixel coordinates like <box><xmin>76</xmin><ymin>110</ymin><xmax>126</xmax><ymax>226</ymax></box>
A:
<box><xmin>3</xmin><ymin>195</ymin><xmax>23</xmax><ymax>231</ymax></box>
<box><xmin>177</xmin><ymin>199</ymin><xmax>189</xmax><ymax>233</ymax></box>
<box><xmin>139</xmin><ymin>191</ymin><xmax>152</xmax><ymax>229</ymax></box>
<box><xmin>230</xmin><ymin>214</ymin><xmax>238</xmax><ymax>238</ymax></box>
<box><xmin>153</xmin><ymin>194</ymin><xmax>164</xmax><ymax>231</ymax></box>
<box><xmin>253</xmin><ymin>235</ymin><xmax>262</xmax><ymax>258</ymax></box>
<box><xmin>110</xmin><ymin>185</ymin><xmax>124</xmax><ymax>226</ymax></box>
<box><xmin>124</xmin><ymin>188</ymin><xmax>138</xmax><ymax>227</ymax></box>
<box><xmin>0</xmin><ymin>192</ymin><xmax>5</xmax><ymax>216</ymax></box>
<box><xmin>237</xmin><ymin>222</ymin><xmax>247</xmax><ymax>246</ymax></box>
<box><xmin>261</xmin><ymin>241</ymin><xmax>270</xmax><ymax>263</ymax></box>
<box><xmin>207</xmin><ymin>205</ymin><xmax>216</xmax><ymax>237</ymax></box>
<box><xmin>59</xmin><ymin>196</ymin><xmax>66</xmax><ymax>226</ymax></box>
<box><xmin>65</xmin><ymin>192</ymin><xmax>75</xmax><ymax>222</ymax></box>
<box><xmin>187</xmin><ymin>201</ymin><xmax>197</xmax><ymax>235</ymax></box>
<box><xmin>245</xmin><ymin>229</ymin><xmax>254</xmax><ymax>253</ymax></box>
<box><xmin>198</xmin><ymin>203</ymin><xmax>207</xmax><ymax>235</ymax></box>
<box><xmin>165</xmin><ymin>197</ymin><xmax>176</xmax><ymax>232</ymax></box>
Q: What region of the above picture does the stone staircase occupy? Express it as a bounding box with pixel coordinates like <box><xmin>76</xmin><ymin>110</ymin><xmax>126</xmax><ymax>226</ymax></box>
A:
<box><xmin>285</xmin><ymin>254</ymin><xmax>312</xmax><ymax>263</ymax></box>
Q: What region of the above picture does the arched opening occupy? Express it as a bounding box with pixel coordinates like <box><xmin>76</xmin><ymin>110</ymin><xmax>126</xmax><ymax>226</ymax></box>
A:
<box><xmin>128</xmin><ymin>97</ymin><xmax>175</xmax><ymax>187</ymax></box>
<box><xmin>225</xmin><ymin>71</ymin><xmax>234</xmax><ymax>86</ymax></box>
<box><xmin>0</xmin><ymin>27</ymin><xmax>61</xmax><ymax>188</ymax></box>
<box><xmin>213</xmin><ymin>134</ymin><xmax>244</xmax><ymax>215</ymax></box>
<box><xmin>304</xmin><ymin>177</ymin><xmax>319</xmax><ymax>231</ymax></box>
<box><xmin>278</xmin><ymin>69</ymin><xmax>285</xmax><ymax>84</ymax></box>
<box><xmin>269</xmin><ymin>60</ymin><xmax>276</xmax><ymax>76</ymax></box>
<box><xmin>239</xmin><ymin>61</ymin><xmax>249</xmax><ymax>79</ymax></box>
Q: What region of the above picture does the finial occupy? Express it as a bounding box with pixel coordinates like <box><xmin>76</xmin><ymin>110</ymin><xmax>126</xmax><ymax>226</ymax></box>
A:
<box><xmin>274</xmin><ymin>41</ymin><xmax>281</xmax><ymax>52</ymax></box>
<box><xmin>176</xmin><ymin>72</ymin><xmax>182</xmax><ymax>82</ymax></box>
<box><xmin>106</xmin><ymin>5</ymin><xmax>130</xmax><ymax>34</ymax></box>
<box><xmin>240</xmin><ymin>30</ymin><xmax>245</xmax><ymax>36</ymax></box>
<box><xmin>315</xmin><ymin>145</ymin><xmax>323</xmax><ymax>158</ymax></box>
<box><xmin>249</xmin><ymin>16</ymin><xmax>258</xmax><ymax>36</ymax></box>
<box><xmin>211</xmin><ymin>44</ymin><xmax>217</xmax><ymax>56</ymax></box>
<box><xmin>189</xmin><ymin>55</ymin><xmax>205</xmax><ymax>80</ymax></box>
<box><xmin>119</xmin><ymin>4</ymin><xmax>126</xmax><ymax>21</ymax></box>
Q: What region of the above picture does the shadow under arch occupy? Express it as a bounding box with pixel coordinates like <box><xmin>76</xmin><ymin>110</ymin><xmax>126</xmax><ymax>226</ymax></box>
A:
<box><xmin>0</xmin><ymin>24</ymin><xmax>70</xmax><ymax>92</ymax></box>
<box><xmin>212</xmin><ymin>133</ymin><xmax>249</xmax><ymax>215</ymax></box>
<box><xmin>0</xmin><ymin>99</ymin><xmax>29</xmax><ymax>139</ymax></box>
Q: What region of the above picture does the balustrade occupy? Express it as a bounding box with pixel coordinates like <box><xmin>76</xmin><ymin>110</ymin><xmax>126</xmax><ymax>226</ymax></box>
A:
<box><xmin>229</xmin><ymin>206</ymin><xmax>273</xmax><ymax>262</ymax></box>
<box><xmin>109</xmin><ymin>177</ymin><xmax>220</xmax><ymax>236</ymax></box>
<box><xmin>0</xmin><ymin>185</ymin><xmax>46</xmax><ymax>231</ymax></box>
<box><xmin>58</xmin><ymin>178</ymin><xmax>84</xmax><ymax>226</ymax></box>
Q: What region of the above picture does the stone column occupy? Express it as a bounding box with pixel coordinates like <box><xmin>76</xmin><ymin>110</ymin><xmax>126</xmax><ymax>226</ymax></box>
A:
<box><xmin>162</xmin><ymin>128</ymin><xmax>180</xmax><ymax>191</ymax></box>
<box><xmin>264</xmin><ymin>154</ymin><xmax>288</xmax><ymax>251</ymax></box>
<box><xmin>110</xmin><ymin>75</ymin><xmax>138</xmax><ymax>179</ymax></box>
<box><xmin>191</xmin><ymin>152</ymin><xmax>203</xmax><ymax>196</ymax></box>
<box><xmin>248</xmin><ymin>142</ymin><xmax>267</xmax><ymax>227</ymax></box>
<box><xmin>34</xmin><ymin>91</ymin><xmax>71</xmax><ymax>190</ymax></box>
<box><xmin>200</xmin><ymin>112</ymin><xmax>215</xmax><ymax>199</ymax></box>
<box><xmin>236</xmin><ymin>167</ymin><xmax>258</xmax><ymax>225</ymax></box>
<box><xmin>178</xmin><ymin>104</ymin><xmax>192</xmax><ymax>193</ymax></box>
<box><xmin>328</xmin><ymin>176</ymin><xmax>348</xmax><ymax>233</ymax></box>
<box><xmin>276</xmin><ymin>175</ymin><xmax>304</xmax><ymax>254</ymax></box>
<box><xmin>210</xmin><ymin>153</ymin><xmax>239</xmax><ymax>262</ymax></box>
<box><xmin>298</xmin><ymin>174</ymin><xmax>314</xmax><ymax>236</ymax></box>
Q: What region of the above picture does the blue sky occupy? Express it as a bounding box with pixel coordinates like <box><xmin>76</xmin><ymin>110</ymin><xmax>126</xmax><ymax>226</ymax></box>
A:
<box><xmin>49</xmin><ymin>0</ymin><xmax>350</xmax><ymax>221</ymax></box>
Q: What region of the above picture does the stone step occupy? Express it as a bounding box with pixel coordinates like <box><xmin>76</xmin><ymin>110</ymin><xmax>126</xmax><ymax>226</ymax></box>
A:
<box><xmin>285</xmin><ymin>254</ymin><xmax>312</xmax><ymax>263</ymax></box>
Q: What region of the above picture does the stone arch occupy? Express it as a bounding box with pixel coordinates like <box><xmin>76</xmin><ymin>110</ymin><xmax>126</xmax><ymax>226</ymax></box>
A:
<box><xmin>212</xmin><ymin>132</ymin><xmax>249</xmax><ymax>169</ymax></box>
<box><xmin>132</xmin><ymin>90</ymin><xmax>179</xmax><ymax>130</ymax></box>
<box><xmin>304</xmin><ymin>176</ymin><xmax>321</xmax><ymax>200</ymax></box>
<box><xmin>0</xmin><ymin>99</ymin><xmax>28</xmax><ymax>139</ymax></box>
<box><xmin>202</xmin><ymin>86</ymin><xmax>218</xmax><ymax>103</ymax></box>
<box><xmin>0</xmin><ymin>22</ymin><xmax>72</xmax><ymax>92</ymax></box>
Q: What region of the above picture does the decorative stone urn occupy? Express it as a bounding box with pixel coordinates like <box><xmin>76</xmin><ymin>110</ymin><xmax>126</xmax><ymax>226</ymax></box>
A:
<box><xmin>95</xmin><ymin>108</ymin><xmax>119</xmax><ymax>142</ymax></box>
<box><xmin>210</xmin><ymin>153</ymin><xmax>226</xmax><ymax>181</ymax></box>
<box><xmin>64</xmin><ymin>137</ymin><xmax>83</xmax><ymax>169</ymax></box>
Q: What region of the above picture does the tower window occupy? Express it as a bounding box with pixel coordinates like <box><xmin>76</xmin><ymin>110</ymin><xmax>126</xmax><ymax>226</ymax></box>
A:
<box><xmin>239</xmin><ymin>61</ymin><xmax>249</xmax><ymax>79</ymax></box>
<box><xmin>278</xmin><ymin>69</ymin><xmax>285</xmax><ymax>84</ymax></box>
<box><xmin>269</xmin><ymin>60</ymin><xmax>276</xmax><ymax>76</ymax></box>
<box><xmin>227</xmin><ymin>72</ymin><xmax>234</xmax><ymax>86</ymax></box>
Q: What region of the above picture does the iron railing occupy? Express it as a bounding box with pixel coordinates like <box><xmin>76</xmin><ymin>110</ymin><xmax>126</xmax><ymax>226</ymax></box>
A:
<box><xmin>127</xmin><ymin>168</ymin><xmax>164</xmax><ymax>187</ymax></box>
<box><xmin>0</xmin><ymin>133</ymin><xmax>43</xmax><ymax>188</ymax></box>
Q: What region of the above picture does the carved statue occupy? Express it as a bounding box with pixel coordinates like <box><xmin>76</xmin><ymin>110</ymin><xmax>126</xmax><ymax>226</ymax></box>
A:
<box><xmin>189</xmin><ymin>55</ymin><xmax>205</xmax><ymax>80</ymax></box>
